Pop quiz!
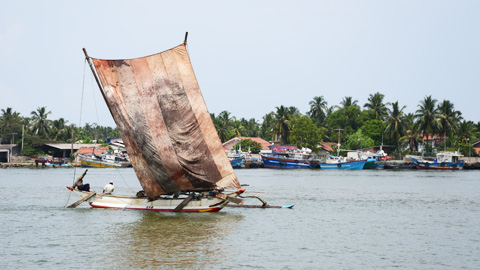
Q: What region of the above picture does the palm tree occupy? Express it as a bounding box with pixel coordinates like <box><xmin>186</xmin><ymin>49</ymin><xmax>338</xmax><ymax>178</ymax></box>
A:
<box><xmin>215</xmin><ymin>111</ymin><xmax>235</xmax><ymax>142</ymax></box>
<box><xmin>50</xmin><ymin>118</ymin><xmax>69</xmax><ymax>141</ymax></box>
<box><xmin>384</xmin><ymin>101</ymin><xmax>406</xmax><ymax>158</ymax></box>
<box><xmin>241</xmin><ymin>118</ymin><xmax>259</xmax><ymax>137</ymax></box>
<box><xmin>308</xmin><ymin>96</ymin><xmax>328</xmax><ymax>126</ymax></box>
<box><xmin>260</xmin><ymin>112</ymin><xmax>275</xmax><ymax>141</ymax></box>
<box><xmin>415</xmin><ymin>96</ymin><xmax>440</xmax><ymax>148</ymax></box>
<box><xmin>364</xmin><ymin>92</ymin><xmax>388</xmax><ymax>120</ymax></box>
<box><xmin>399</xmin><ymin>113</ymin><xmax>420</xmax><ymax>153</ymax></box>
<box><xmin>271</xmin><ymin>105</ymin><xmax>296</xmax><ymax>144</ymax></box>
<box><xmin>30</xmin><ymin>106</ymin><xmax>52</xmax><ymax>138</ymax></box>
<box><xmin>458</xmin><ymin>120</ymin><xmax>476</xmax><ymax>144</ymax></box>
<box><xmin>339</xmin><ymin>96</ymin><xmax>359</xmax><ymax>108</ymax></box>
<box><xmin>1</xmin><ymin>107</ymin><xmax>22</xmax><ymax>143</ymax></box>
<box><xmin>437</xmin><ymin>100</ymin><xmax>462</xmax><ymax>150</ymax></box>
<box><xmin>231</xmin><ymin>120</ymin><xmax>245</xmax><ymax>137</ymax></box>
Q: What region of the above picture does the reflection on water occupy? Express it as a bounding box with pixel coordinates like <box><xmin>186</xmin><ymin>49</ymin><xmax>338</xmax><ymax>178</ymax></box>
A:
<box><xmin>98</xmin><ymin>212</ymin><xmax>243</xmax><ymax>269</ymax></box>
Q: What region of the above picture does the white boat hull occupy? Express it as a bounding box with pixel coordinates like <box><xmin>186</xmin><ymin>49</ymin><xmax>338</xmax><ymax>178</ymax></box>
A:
<box><xmin>70</xmin><ymin>189</ymin><xmax>229</xmax><ymax>212</ymax></box>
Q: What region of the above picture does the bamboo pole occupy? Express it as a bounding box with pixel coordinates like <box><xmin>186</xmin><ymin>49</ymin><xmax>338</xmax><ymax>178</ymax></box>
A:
<box><xmin>82</xmin><ymin>48</ymin><xmax>115</xmax><ymax>118</ymax></box>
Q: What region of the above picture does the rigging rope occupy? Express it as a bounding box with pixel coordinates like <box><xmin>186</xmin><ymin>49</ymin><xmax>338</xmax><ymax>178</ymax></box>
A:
<box><xmin>64</xmin><ymin>59</ymin><xmax>88</xmax><ymax>208</ymax></box>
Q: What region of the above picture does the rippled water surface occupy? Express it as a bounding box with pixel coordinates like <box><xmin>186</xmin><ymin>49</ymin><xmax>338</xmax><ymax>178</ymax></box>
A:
<box><xmin>1</xmin><ymin>168</ymin><xmax>479</xmax><ymax>269</ymax></box>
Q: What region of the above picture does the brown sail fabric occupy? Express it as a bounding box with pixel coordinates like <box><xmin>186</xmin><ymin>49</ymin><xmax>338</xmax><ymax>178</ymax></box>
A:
<box><xmin>91</xmin><ymin>44</ymin><xmax>241</xmax><ymax>197</ymax></box>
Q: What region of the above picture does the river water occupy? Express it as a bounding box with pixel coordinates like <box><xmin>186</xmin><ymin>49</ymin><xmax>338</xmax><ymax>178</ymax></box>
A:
<box><xmin>0</xmin><ymin>168</ymin><xmax>479</xmax><ymax>269</ymax></box>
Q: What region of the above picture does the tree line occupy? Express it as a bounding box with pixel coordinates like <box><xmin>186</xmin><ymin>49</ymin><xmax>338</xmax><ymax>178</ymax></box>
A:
<box><xmin>211</xmin><ymin>93</ymin><xmax>480</xmax><ymax>157</ymax></box>
<box><xmin>0</xmin><ymin>106</ymin><xmax>119</xmax><ymax>156</ymax></box>
<box><xmin>2</xmin><ymin>93</ymin><xmax>479</xmax><ymax>157</ymax></box>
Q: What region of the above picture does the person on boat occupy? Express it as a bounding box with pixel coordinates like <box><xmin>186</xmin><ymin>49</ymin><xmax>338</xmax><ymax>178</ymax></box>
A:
<box><xmin>103</xmin><ymin>181</ymin><xmax>114</xmax><ymax>195</ymax></box>
<box><xmin>73</xmin><ymin>169</ymin><xmax>90</xmax><ymax>191</ymax></box>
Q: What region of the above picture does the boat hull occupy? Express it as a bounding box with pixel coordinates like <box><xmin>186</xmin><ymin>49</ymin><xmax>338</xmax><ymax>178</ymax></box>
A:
<box><xmin>79</xmin><ymin>157</ymin><xmax>131</xmax><ymax>168</ymax></box>
<box><xmin>261</xmin><ymin>155</ymin><xmax>312</xmax><ymax>169</ymax></box>
<box><xmin>411</xmin><ymin>158</ymin><xmax>464</xmax><ymax>170</ymax></box>
<box><xmin>70</xmin><ymin>189</ymin><xmax>229</xmax><ymax>212</ymax></box>
<box><xmin>363</xmin><ymin>159</ymin><xmax>376</xmax><ymax>169</ymax></box>
<box><xmin>230</xmin><ymin>158</ymin><xmax>244</xmax><ymax>168</ymax></box>
<box><xmin>320</xmin><ymin>160</ymin><xmax>366</xmax><ymax>170</ymax></box>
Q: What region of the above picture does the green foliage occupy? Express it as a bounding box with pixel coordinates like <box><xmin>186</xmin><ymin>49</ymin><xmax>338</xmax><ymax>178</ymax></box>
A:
<box><xmin>361</xmin><ymin>119</ymin><xmax>383</xmax><ymax>145</ymax></box>
<box><xmin>326</xmin><ymin>106</ymin><xmax>363</xmax><ymax>142</ymax></box>
<box><xmin>20</xmin><ymin>135</ymin><xmax>45</xmax><ymax>156</ymax></box>
<box><xmin>289</xmin><ymin>114</ymin><xmax>323</xmax><ymax>151</ymax></box>
<box><xmin>346</xmin><ymin>129</ymin><xmax>374</xmax><ymax>150</ymax></box>
<box><xmin>0</xmin><ymin>107</ymin><xmax>22</xmax><ymax>144</ymax></box>
<box><xmin>233</xmin><ymin>139</ymin><xmax>262</xmax><ymax>154</ymax></box>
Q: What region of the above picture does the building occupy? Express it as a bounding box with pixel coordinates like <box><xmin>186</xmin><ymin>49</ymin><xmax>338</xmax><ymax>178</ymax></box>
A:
<box><xmin>222</xmin><ymin>137</ymin><xmax>272</xmax><ymax>152</ymax></box>
<box><xmin>0</xmin><ymin>144</ymin><xmax>19</xmax><ymax>163</ymax></box>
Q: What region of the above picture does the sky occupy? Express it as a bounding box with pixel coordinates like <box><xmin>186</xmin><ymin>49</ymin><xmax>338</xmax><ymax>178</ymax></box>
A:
<box><xmin>1</xmin><ymin>0</ymin><xmax>479</xmax><ymax>128</ymax></box>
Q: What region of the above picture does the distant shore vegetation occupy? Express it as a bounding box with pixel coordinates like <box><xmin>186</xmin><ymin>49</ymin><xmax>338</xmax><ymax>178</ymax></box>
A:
<box><xmin>1</xmin><ymin>93</ymin><xmax>479</xmax><ymax>157</ymax></box>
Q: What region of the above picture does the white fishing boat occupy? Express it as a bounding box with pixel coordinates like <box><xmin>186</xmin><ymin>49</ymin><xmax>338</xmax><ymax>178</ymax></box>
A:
<box><xmin>67</xmin><ymin>33</ymin><xmax>244</xmax><ymax>212</ymax></box>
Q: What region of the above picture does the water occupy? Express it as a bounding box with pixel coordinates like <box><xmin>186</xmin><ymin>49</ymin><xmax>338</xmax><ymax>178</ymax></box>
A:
<box><xmin>1</xmin><ymin>168</ymin><xmax>479</xmax><ymax>269</ymax></box>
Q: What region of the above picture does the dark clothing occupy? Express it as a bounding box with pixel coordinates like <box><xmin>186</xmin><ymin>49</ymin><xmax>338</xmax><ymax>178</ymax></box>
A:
<box><xmin>77</xmin><ymin>184</ymin><xmax>90</xmax><ymax>191</ymax></box>
<box><xmin>73</xmin><ymin>170</ymin><xmax>89</xmax><ymax>191</ymax></box>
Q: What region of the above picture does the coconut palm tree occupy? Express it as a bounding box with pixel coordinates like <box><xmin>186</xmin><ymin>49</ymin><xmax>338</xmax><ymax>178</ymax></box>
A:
<box><xmin>458</xmin><ymin>120</ymin><xmax>476</xmax><ymax>144</ymax></box>
<box><xmin>437</xmin><ymin>100</ymin><xmax>462</xmax><ymax>150</ymax></box>
<box><xmin>399</xmin><ymin>113</ymin><xmax>420</xmax><ymax>153</ymax></box>
<box><xmin>241</xmin><ymin>118</ymin><xmax>259</xmax><ymax>137</ymax></box>
<box><xmin>215</xmin><ymin>111</ymin><xmax>235</xmax><ymax>142</ymax></box>
<box><xmin>415</xmin><ymin>96</ymin><xmax>440</xmax><ymax>146</ymax></box>
<box><xmin>50</xmin><ymin>118</ymin><xmax>69</xmax><ymax>141</ymax></box>
<box><xmin>271</xmin><ymin>105</ymin><xmax>297</xmax><ymax>144</ymax></box>
<box><xmin>308</xmin><ymin>96</ymin><xmax>328</xmax><ymax>126</ymax></box>
<box><xmin>364</xmin><ymin>92</ymin><xmax>388</xmax><ymax>120</ymax></box>
<box><xmin>339</xmin><ymin>96</ymin><xmax>359</xmax><ymax>108</ymax></box>
<box><xmin>384</xmin><ymin>101</ymin><xmax>406</xmax><ymax>158</ymax></box>
<box><xmin>260</xmin><ymin>112</ymin><xmax>275</xmax><ymax>141</ymax></box>
<box><xmin>30</xmin><ymin>106</ymin><xmax>52</xmax><ymax>138</ymax></box>
<box><xmin>0</xmin><ymin>107</ymin><xmax>22</xmax><ymax>143</ymax></box>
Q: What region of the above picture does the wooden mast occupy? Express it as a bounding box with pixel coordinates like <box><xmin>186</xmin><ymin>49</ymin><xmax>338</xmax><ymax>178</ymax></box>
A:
<box><xmin>82</xmin><ymin>48</ymin><xmax>114</xmax><ymax>118</ymax></box>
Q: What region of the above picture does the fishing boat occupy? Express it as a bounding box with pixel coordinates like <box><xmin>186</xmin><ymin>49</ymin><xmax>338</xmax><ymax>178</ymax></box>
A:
<box><xmin>67</xmin><ymin>34</ymin><xmax>244</xmax><ymax>212</ymax></box>
<box><xmin>78</xmin><ymin>153</ymin><xmax>132</xmax><ymax>168</ymax></box>
<box><xmin>319</xmin><ymin>156</ymin><xmax>367</xmax><ymax>170</ymax></box>
<box><xmin>229</xmin><ymin>157</ymin><xmax>244</xmax><ymax>168</ymax></box>
<box><xmin>411</xmin><ymin>151</ymin><xmax>465</xmax><ymax>170</ymax></box>
<box><xmin>261</xmin><ymin>146</ymin><xmax>320</xmax><ymax>169</ymax></box>
<box><xmin>346</xmin><ymin>151</ymin><xmax>376</xmax><ymax>169</ymax></box>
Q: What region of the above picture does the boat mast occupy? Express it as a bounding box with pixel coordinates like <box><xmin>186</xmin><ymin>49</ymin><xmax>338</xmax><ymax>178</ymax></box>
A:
<box><xmin>334</xmin><ymin>128</ymin><xmax>344</xmax><ymax>156</ymax></box>
<box><xmin>82</xmin><ymin>48</ymin><xmax>114</xmax><ymax>118</ymax></box>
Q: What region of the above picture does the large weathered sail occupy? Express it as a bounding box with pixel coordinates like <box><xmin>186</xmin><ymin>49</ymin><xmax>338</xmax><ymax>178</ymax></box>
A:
<box><xmin>89</xmin><ymin>44</ymin><xmax>241</xmax><ymax>197</ymax></box>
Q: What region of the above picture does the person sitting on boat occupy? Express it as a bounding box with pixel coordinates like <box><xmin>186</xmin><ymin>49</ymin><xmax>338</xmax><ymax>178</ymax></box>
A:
<box><xmin>73</xmin><ymin>169</ymin><xmax>90</xmax><ymax>191</ymax></box>
<box><xmin>103</xmin><ymin>181</ymin><xmax>114</xmax><ymax>195</ymax></box>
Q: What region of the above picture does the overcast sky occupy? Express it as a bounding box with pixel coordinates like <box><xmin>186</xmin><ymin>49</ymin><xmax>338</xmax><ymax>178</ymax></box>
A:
<box><xmin>1</xmin><ymin>0</ymin><xmax>479</xmax><ymax>127</ymax></box>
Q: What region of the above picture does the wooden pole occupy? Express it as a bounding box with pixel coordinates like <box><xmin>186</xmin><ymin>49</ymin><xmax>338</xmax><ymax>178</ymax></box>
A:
<box><xmin>82</xmin><ymin>48</ymin><xmax>115</xmax><ymax>118</ymax></box>
<box><xmin>173</xmin><ymin>194</ymin><xmax>194</xmax><ymax>212</ymax></box>
<box><xmin>67</xmin><ymin>192</ymin><xmax>96</xmax><ymax>208</ymax></box>
<box><xmin>21</xmin><ymin>124</ymin><xmax>24</xmax><ymax>152</ymax></box>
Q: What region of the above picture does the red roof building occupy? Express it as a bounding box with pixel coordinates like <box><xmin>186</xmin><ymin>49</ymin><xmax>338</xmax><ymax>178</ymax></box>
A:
<box><xmin>223</xmin><ymin>137</ymin><xmax>272</xmax><ymax>151</ymax></box>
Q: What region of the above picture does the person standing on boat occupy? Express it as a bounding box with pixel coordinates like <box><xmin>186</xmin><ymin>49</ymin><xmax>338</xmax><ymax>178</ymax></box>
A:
<box><xmin>103</xmin><ymin>181</ymin><xmax>114</xmax><ymax>195</ymax></box>
<box><xmin>73</xmin><ymin>169</ymin><xmax>90</xmax><ymax>191</ymax></box>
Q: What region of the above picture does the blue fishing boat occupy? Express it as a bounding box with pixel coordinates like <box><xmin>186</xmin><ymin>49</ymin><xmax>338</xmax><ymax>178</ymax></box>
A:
<box><xmin>229</xmin><ymin>157</ymin><xmax>244</xmax><ymax>168</ymax></box>
<box><xmin>319</xmin><ymin>157</ymin><xmax>366</xmax><ymax>170</ymax></box>
<box><xmin>411</xmin><ymin>151</ymin><xmax>464</xmax><ymax>170</ymax></box>
<box><xmin>261</xmin><ymin>154</ymin><xmax>315</xmax><ymax>169</ymax></box>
